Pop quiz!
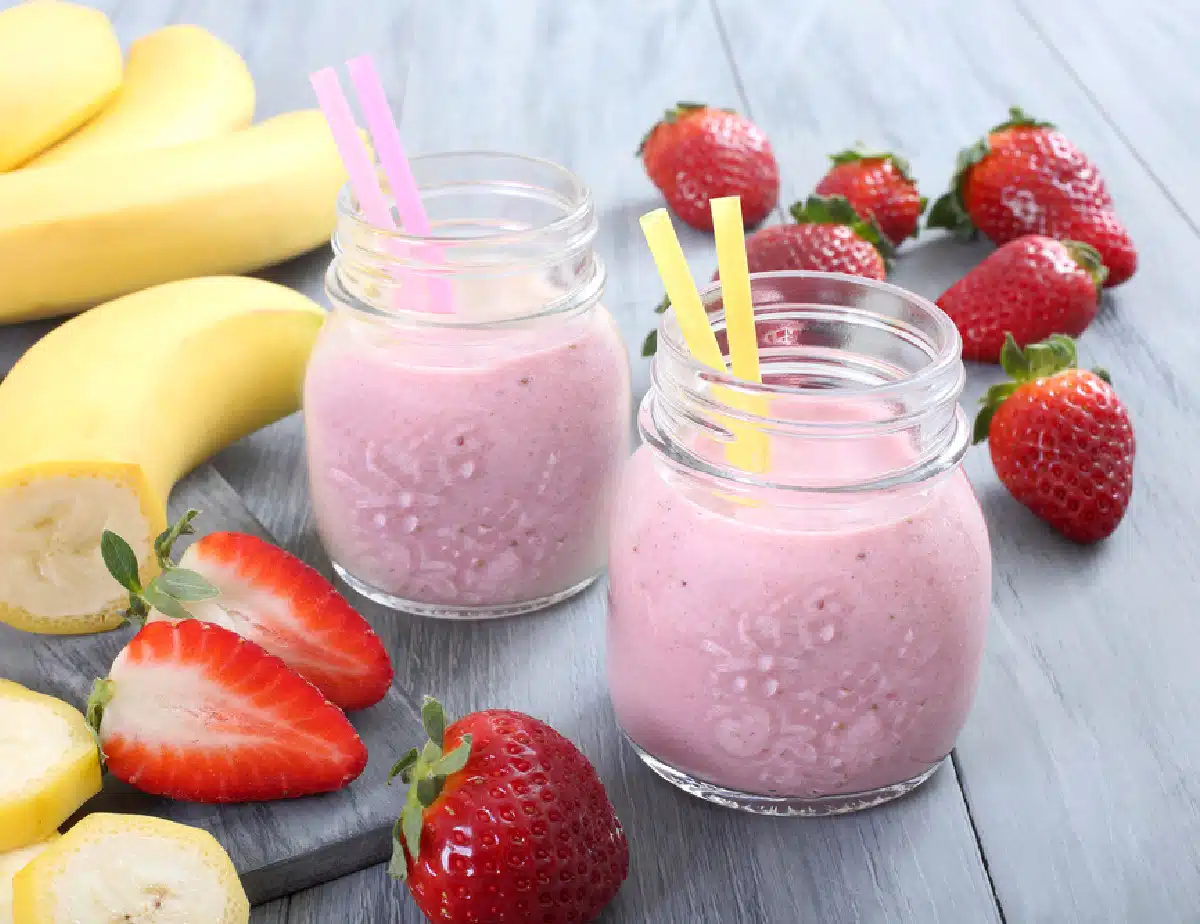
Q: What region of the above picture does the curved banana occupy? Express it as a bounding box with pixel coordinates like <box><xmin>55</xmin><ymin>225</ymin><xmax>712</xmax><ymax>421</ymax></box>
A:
<box><xmin>0</xmin><ymin>1</ymin><xmax>122</xmax><ymax>170</ymax></box>
<box><xmin>0</xmin><ymin>277</ymin><xmax>326</xmax><ymax>635</ymax></box>
<box><xmin>29</xmin><ymin>24</ymin><xmax>255</xmax><ymax>167</ymax></box>
<box><xmin>11</xmin><ymin>814</ymin><xmax>249</xmax><ymax>924</ymax></box>
<box><xmin>1</xmin><ymin>836</ymin><xmax>59</xmax><ymax>924</ymax></box>
<box><xmin>0</xmin><ymin>110</ymin><xmax>345</xmax><ymax>324</ymax></box>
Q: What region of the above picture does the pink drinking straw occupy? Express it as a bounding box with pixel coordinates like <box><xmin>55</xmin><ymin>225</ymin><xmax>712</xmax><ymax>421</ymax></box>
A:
<box><xmin>310</xmin><ymin>65</ymin><xmax>454</xmax><ymax>314</ymax></box>
<box><xmin>346</xmin><ymin>55</ymin><xmax>455</xmax><ymax>315</ymax></box>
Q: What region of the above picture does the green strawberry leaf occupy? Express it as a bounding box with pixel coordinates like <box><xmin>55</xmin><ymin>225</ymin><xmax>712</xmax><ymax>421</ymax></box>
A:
<box><xmin>155</xmin><ymin>568</ymin><xmax>220</xmax><ymax>602</ymax></box>
<box><xmin>142</xmin><ymin>582</ymin><xmax>192</xmax><ymax>621</ymax></box>
<box><xmin>100</xmin><ymin>530</ymin><xmax>141</xmax><ymax>593</ymax></box>
<box><xmin>926</xmin><ymin>137</ymin><xmax>990</xmax><ymax>237</ymax></box>
<box><xmin>642</xmin><ymin>329</ymin><xmax>658</xmax><ymax>357</ymax></box>
<box><xmin>1063</xmin><ymin>240</ymin><xmax>1109</xmax><ymax>291</ymax></box>
<box><xmin>415</xmin><ymin>776</ymin><xmax>444</xmax><ymax>807</ymax></box>
<box><xmin>402</xmin><ymin>802</ymin><xmax>423</xmax><ymax>865</ymax></box>
<box><xmin>421</xmin><ymin>696</ymin><xmax>446</xmax><ymax>747</ymax></box>
<box><xmin>976</xmin><ymin>334</ymin><xmax>1080</xmax><ymax>444</ymax></box>
<box><xmin>388</xmin><ymin>819</ymin><xmax>409</xmax><ymax>880</ymax></box>
<box><xmin>431</xmin><ymin>736</ymin><xmax>473</xmax><ymax>776</ymax></box>
<box><xmin>1093</xmin><ymin>366</ymin><xmax>1113</xmax><ymax>385</ymax></box>
<box><xmin>654</xmin><ymin>294</ymin><xmax>670</xmax><ymax>314</ymax></box>
<box><xmin>829</xmin><ymin>146</ymin><xmax>914</xmax><ymax>182</ymax></box>
<box><xmin>388</xmin><ymin>748</ymin><xmax>420</xmax><ymax>785</ymax></box>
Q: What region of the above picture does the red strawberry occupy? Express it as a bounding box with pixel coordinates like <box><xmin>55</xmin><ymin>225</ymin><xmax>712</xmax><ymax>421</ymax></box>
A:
<box><xmin>177</xmin><ymin>532</ymin><xmax>394</xmax><ymax>712</ymax></box>
<box><xmin>390</xmin><ymin>697</ymin><xmax>628</xmax><ymax>924</ymax></box>
<box><xmin>938</xmin><ymin>236</ymin><xmax>1106</xmax><ymax>362</ymax></box>
<box><xmin>87</xmin><ymin>619</ymin><xmax>369</xmax><ymax>802</ymax></box>
<box><xmin>928</xmin><ymin>107</ymin><xmax>1137</xmax><ymax>286</ymax></box>
<box><xmin>814</xmin><ymin>148</ymin><xmax>926</xmax><ymax>244</ymax></box>
<box><xmin>638</xmin><ymin>101</ymin><xmax>779</xmax><ymax>231</ymax></box>
<box><xmin>101</xmin><ymin>510</ymin><xmax>394</xmax><ymax>712</ymax></box>
<box><xmin>974</xmin><ymin>334</ymin><xmax>1135</xmax><ymax>542</ymax></box>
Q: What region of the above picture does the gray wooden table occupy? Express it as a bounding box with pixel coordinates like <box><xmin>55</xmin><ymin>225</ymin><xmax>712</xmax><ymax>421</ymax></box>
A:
<box><xmin>3</xmin><ymin>0</ymin><xmax>1199</xmax><ymax>921</ymax></box>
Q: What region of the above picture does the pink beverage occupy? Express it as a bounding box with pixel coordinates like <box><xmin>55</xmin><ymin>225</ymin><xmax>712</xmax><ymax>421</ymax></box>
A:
<box><xmin>305</xmin><ymin>153</ymin><xmax>631</xmax><ymax>618</ymax></box>
<box><xmin>607</xmin><ymin>272</ymin><xmax>991</xmax><ymax>815</ymax></box>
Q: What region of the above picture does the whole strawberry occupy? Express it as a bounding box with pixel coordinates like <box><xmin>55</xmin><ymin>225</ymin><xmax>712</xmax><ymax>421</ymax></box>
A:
<box><xmin>390</xmin><ymin>697</ymin><xmax>628</xmax><ymax>924</ymax></box>
<box><xmin>638</xmin><ymin>101</ymin><xmax>779</xmax><ymax>231</ymax></box>
<box><xmin>814</xmin><ymin>148</ymin><xmax>926</xmax><ymax>244</ymax></box>
<box><xmin>938</xmin><ymin>236</ymin><xmax>1106</xmax><ymax>362</ymax></box>
<box><xmin>975</xmin><ymin>334</ymin><xmax>1135</xmax><ymax>542</ymax></box>
<box><xmin>928</xmin><ymin>107</ymin><xmax>1137</xmax><ymax>286</ymax></box>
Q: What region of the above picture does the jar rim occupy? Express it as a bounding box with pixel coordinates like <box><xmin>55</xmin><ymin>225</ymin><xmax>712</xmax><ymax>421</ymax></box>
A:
<box><xmin>334</xmin><ymin>150</ymin><xmax>594</xmax><ymax>247</ymax></box>
<box><xmin>657</xmin><ymin>271</ymin><xmax>962</xmax><ymax>406</ymax></box>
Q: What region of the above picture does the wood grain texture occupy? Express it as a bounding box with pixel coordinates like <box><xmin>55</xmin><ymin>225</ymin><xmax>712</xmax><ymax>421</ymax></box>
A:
<box><xmin>0</xmin><ymin>466</ymin><xmax>425</xmax><ymax>905</ymax></box>
<box><xmin>221</xmin><ymin>1</ymin><xmax>999</xmax><ymax>922</ymax></box>
<box><xmin>715</xmin><ymin>0</ymin><xmax>1200</xmax><ymax>920</ymax></box>
<box><xmin>1014</xmin><ymin>0</ymin><xmax>1200</xmax><ymax>233</ymax></box>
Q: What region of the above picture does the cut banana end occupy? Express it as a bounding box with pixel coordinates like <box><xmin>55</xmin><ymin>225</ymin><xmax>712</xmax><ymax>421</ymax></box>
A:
<box><xmin>11</xmin><ymin>814</ymin><xmax>249</xmax><ymax>924</ymax></box>
<box><xmin>0</xmin><ymin>681</ymin><xmax>101</xmax><ymax>853</ymax></box>
<box><xmin>0</xmin><ymin>464</ymin><xmax>158</xmax><ymax>635</ymax></box>
<box><xmin>1</xmin><ymin>837</ymin><xmax>58</xmax><ymax>924</ymax></box>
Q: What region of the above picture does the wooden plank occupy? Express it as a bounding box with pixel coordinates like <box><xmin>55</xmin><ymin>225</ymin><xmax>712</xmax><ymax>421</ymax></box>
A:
<box><xmin>1014</xmin><ymin>0</ymin><xmax>1200</xmax><ymax>232</ymax></box>
<box><xmin>715</xmin><ymin>0</ymin><xmax>1200</xmax><ymax>920</ymax></box>
<box><xmin>0</xmin><ymin>466</ymin><xmax>426</xmax><ymax>905</ymax></box>
<box><xmin>222</xmin><ymin>1</ymin><xmax>1000</xmax><ymax>922</ymax></box>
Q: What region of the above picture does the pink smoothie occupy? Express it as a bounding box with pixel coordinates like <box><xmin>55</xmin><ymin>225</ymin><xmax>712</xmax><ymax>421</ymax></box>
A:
<box><xmin>305</xmin><ymin>275</ymin><xmax>631</xmax><ymax>610</ymax></box>
<box><xmin>606</xmin><ymin>406</ymin><xmax>991</xmax><ymax>798</ymax></box>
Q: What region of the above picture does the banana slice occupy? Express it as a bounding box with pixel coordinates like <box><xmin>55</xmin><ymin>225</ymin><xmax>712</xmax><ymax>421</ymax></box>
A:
<box><xmin>0</xmin><ymin>680</ymin><xmax>101</xmax><ymax>852</ymax></box>
<box><xmin>11</xmin><ymin>814</ymin><xmax>249</xmax><ymax>924</ymax></box>
<box><xmin>1</xmin><ymin>837</ymin><xmax>57</xmax><ymax>924</ymax></box>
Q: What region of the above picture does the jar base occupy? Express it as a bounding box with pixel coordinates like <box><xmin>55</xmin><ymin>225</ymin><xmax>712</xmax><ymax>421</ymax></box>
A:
<box><xmin>332</xmin><ymin>563</ymin><xmax>601</xmax><ymax>619</ymax></box>
<box><xmin>626</xmin><ymin>736</ymin><xmax>947</xmax><ymax>816</ymax></box>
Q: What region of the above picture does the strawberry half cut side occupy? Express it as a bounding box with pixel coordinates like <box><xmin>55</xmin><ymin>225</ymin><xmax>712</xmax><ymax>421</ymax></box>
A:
<box><xmin>87</xmin><ymin>619</ymin><xmax>368</xmax><ymax>803</ymax></box>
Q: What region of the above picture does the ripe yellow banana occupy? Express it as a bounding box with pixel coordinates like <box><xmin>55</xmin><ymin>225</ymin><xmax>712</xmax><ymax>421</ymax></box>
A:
<box><xmin>1</xmin><ymin>836</ymin><xmax>58</xmax><ymax>924</ymax></box>
<box><xmin>0</xmin><ymin>1</ymin><xmax>122</xmax><ymax>170</ymax></box>
<box><xmin>0</xmin><ymin>680</ymin><xmax>101</xmax><ymax>853</ymax></box>
<box><xmin>28</xmin><ymin>24</ymin><xmax>255</xmax><ymax>167</ymax></box>
<box><xmin>12</xmin><ymin>814</ymin><xmax>249</xmax><ymax>924</ymax></box>
<box><xmin>0</xmin><ymin>276</ymin><xmax>326</xmax><ymax>635</ymax></box>
<box><xmin>0</xmin><ymin>109</ymin><xmax>346</xmax><ymax>324</ymax></box>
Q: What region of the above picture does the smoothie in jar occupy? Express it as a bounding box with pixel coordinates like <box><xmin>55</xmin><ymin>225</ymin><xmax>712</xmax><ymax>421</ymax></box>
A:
<box><xmin>305</xmin><ymin>153</ymin><xmax>631</xmax><ymax>618</ymax></box>
<box><xmin>607</xmin><ymin>272</ymin><xmax>992</xmax><ymax>814</ymax></box>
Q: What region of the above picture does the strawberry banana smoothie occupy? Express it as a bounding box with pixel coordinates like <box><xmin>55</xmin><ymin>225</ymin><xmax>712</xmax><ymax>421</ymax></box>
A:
<box><xmin>305</xmin><ymin>153</ymin><xmax>630</xmax><ymax>617</ymax></box>
<box><xmin>607</xmin><ymin>272</ymin><xmax>992</xmax><ymax>814</ymax></box>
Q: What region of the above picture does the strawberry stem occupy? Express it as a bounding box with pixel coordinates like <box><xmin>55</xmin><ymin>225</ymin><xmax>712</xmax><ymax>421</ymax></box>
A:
<box><xmin>828</xmin><ymin>146</ymin><xmax>914</xmax><ymax>182</ymax></box>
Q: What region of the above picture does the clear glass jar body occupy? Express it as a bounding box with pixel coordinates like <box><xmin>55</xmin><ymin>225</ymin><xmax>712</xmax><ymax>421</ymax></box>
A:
<box><xmin>305</xmin><ymin>153</ymin><xmax>631</xmax><ymax>618</ymax></box>
<box><xmin>607</xmin><ymin>272</ymin><xmax>991</xmax><ymax>814</ymax></box>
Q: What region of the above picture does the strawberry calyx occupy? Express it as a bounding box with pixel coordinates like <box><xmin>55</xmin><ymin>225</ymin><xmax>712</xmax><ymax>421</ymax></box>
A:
<box><xmin>828</xmin><ymin>146</ymin><xmax>914</xmax><ymax>183</ymax></box>
<box><xmin>636</xmin><ymin>101</ymin><xmax>716</xmax><ymax>156</ymax></box>
<box><xmin>387</xmin><ymin>696</ymin><xmax>473</xmax><ymax>881</ymax></box>
<box><xmin>789</xmin><ymin>194</ymin><xmax>895</xmax><ymax>263</ymax></box>
<box><xmin>989</xmin><ymin>105</ymin><xmax>1055</xmax><ymax>134</ymax></box>
<box><xmin>973</xmin><ymin>333</ymin><xmax>1091</xmax><ymax>443</ymax></box>
<box><xmin>1062</xmin><ymin>239</ymin><xmax>1110</xmax><ymax>292</ymax></box>
<box><xmin>99</xmin><ymin>508</ymin><xmax>220</xmax><ymax>626</ymax></box>
<box><xmin>84</xmin><ymin>677</ymin><xmax>114</xmax><ymax>763</ymax></box>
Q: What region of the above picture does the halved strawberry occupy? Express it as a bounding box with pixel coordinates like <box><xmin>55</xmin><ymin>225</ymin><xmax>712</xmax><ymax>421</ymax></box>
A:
<box><xmin>175</xmin><ymin>532</ymin><xmax>394</xmax><ymax>712</ymax></box>
<box><xmin>87</xmin><ymin>619</ymin><xmax>368</xmax><ymax>803</ymax></box>
<box><xmin>101</xmin><ymin>510</ymin><xmax>394</xmax><ymax>712</ymax></box>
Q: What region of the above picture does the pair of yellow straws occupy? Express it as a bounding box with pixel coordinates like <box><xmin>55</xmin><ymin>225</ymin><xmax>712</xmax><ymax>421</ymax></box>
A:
<box><xmin>640</xmin><ymin>198</ymin><xmax>768</xmax><ymax>473</ymax></box>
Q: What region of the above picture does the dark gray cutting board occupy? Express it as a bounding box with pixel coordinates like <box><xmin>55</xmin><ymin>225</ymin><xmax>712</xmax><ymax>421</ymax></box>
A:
<box><xmin>0</xmin><ymin>466</ymin><xmax>424</xmax><ymax>905</ymax></box>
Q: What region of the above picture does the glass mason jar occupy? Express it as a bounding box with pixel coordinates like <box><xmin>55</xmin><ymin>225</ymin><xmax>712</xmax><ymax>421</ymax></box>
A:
<box><xmin>607</xmin><ymin>272</ymin><xmax>991</xmax><ymax>815</ymax></box>
<box><xmin>305</xmin><ymin>153</ymin><xmax>631</xmax><ymax>619</ymax></box>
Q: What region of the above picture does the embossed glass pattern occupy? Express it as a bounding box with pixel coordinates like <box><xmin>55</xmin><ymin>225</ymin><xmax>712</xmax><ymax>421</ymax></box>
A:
<box><xmin>607</xmin><ymin>272</ymin><xmax>991</xmax><ymax>815</ymax></box>
<box><xmin>305</xmin><ymin>153</ymin><xmax>631</xmax><ymax>618</ymax></box>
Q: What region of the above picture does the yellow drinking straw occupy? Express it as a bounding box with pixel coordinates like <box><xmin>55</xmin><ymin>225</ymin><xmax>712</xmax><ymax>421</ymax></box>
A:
<box><xmin>711</xmin><ymin>197</ymin><xmax>761</xmax><ymax>384</ymax></box>
<box><xmin>638</xmin><ymin>209</ymin><xmax>725</xmax><ymax>371</ymax></box>
<box><xmin>639</xmin><ymin>206</ymin><xmax>768</xmax><ymax>474</ymax></box>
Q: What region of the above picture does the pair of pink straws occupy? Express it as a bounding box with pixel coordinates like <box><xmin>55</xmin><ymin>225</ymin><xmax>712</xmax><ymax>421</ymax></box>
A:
<box><xmin>310</xmin><ymin>55</ymin><xmax>454</xmax><ymax>314</ymax></box>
